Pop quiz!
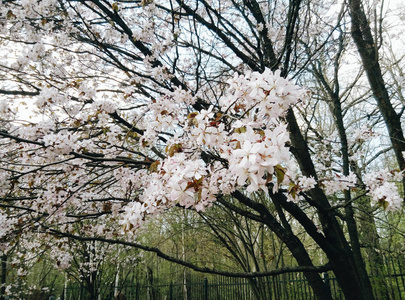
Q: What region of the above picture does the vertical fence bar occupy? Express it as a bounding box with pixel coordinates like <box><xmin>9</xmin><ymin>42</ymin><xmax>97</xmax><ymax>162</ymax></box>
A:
<box><xmin>392</xmin><ymin>257</ymin><xmax>403</xmax><ymax>300</ymax></box>
<box><xmin>227</xmin><ymin>276</ymin><xmax>230</xmax><ymax>300</ymax></box>
<box><xmin>266</xmin><ymin>275</ymin><xmax>272</xmax><ymax>300</ymax></box>
<box><xmin>398</xmin><ymin>257</ymin><xmax>405</xmax><ymax>299</ymax></box>
<box><xmin>323</xmin><ymin>272</ymin><xmax>331</xmax><ymax>299</ymax></box>
<box><xmin>218</xmin><ymin>276</ymin><xmax>221</xmax><ymax>299</ymax></box>
<box><xmin>273</xmin><ymin>275</ymin><xmax>279</xmax><ymax>299</ymax></box>
<box><xmin>292</xmin><ymin>273</ymin><xmax>298</xmax><ymax>300</ymax></box>
<box><xmin>301</xmin><ymin>273</ymin><xmax>307</xmax><ymax>300</ymax></box>
<box><xmin>385</xmin><ymin>254</ymin><xmax>395</xmax><ymax>299</ymax></box>
<box><xmin>204</xmin><ymin>278</ymin><xmax>208</xmax><ymax>300</ymax></box>
<box><xmin>290</xmin><ymin>273</ymin><xmax>294</xmax><ymax>300</ymax></box>
<box><xmin>304</xmin><ymin>273</ymin><xmax>311</xmax><ymax>300</ymax></box>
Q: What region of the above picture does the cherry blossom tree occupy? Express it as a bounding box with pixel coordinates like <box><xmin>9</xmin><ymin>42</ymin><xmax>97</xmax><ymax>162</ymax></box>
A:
<box><xmin>0</xmin><ymin>0</ymin><xmax>404</xmax><ymax>299</ymax></box>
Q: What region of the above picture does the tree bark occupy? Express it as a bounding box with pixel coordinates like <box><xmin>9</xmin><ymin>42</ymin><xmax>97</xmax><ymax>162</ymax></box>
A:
<box><xmin>348</xmin><ymin>0</ymin><xmax>405</xmax><ymax>178</ymax></box>
<box><xmin>0</xmin><ymin>254</ymin><xmax>6</xmax><ymax>300</ymax></box>
<box><xmin>328</xmin><ymin>52</ymin><xmax>374</xmax><ymax>299</ymax></box>
<box><xmin>358</xmin><ymin>196</ymin><xmax>389</xmax><ymax>298</ymax></box>
<box><xmin>232</xmin><ymin>191</ymin><xmax>333</xmax><ymax>300</ymax></box>
<box><xmin>285</xmin><ymin>109</ymin><xmax>375</xmax><ymax>299</ymax></box>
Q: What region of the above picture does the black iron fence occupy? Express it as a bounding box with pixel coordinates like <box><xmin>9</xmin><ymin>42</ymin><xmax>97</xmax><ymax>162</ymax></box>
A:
<box><xmin>64</xmin><ymin>268</ymin><xmax>405</xmax><ymax>300</ymax></box>
<box><xmin>61</xmin><ymin>252</ymin><xmax>405</xmax><ymax>300</ymax></box>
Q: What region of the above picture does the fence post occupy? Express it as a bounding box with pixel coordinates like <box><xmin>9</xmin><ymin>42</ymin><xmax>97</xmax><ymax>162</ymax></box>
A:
<box><xmin>136</xmin><ymin>283</ymin><xmax>140</xmax><ymax>300</ymax></box>
<box><xmin>204</xmin><ymin>278</ymin><xmax>208</xmax><ymax>300</ymax></box>
<box><xmin>323</xmin><ymin>272</ymin><xmax>332</xmax><ymax>296</ymax></box>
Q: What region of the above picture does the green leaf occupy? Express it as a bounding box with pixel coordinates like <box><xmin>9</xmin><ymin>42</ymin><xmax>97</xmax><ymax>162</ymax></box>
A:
<box><xmin>288</xmin><ymin>182</ymin><xmax>298</xmax><ymax>199</ymax></box>
<box><xmin>378</xmin><ymin>198</ymin><xmax>389</xmax><ymax>210</ymax></box>
<box><xmin>165</xmin><ymin>143</ymin><xmax>183</xmax><ymax>157</ymax></box>
<box><xmin>274</xmin><ymin>164</ymin><xmax>286</xmax><ymax>186</ymax></box>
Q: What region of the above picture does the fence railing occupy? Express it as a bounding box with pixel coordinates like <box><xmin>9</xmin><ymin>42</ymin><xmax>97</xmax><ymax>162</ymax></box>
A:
<box><xmin>64</xmin><ymin>269</ymin><xmax>405</xmax><ymax>300</ymax></box>
<box><xmin>61</xmin><ymin>254</ymin><xmax>405</xmax><ymax>300</ymax></box>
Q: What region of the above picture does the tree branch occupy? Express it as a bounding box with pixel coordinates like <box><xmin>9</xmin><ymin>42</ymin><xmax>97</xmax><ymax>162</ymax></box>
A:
<box><xmin>47</xmin><ymin>228</ymin><xmax>331</xmax><ymax>278</ymax></box>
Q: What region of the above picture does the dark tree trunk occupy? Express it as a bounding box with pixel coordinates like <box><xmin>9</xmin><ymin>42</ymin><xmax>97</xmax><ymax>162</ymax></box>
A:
<box><xmin>358</xmin><ymin>196</ymin><xmax>389</xmax><ymax>298</ymax></box>
<box><xmin>348</xmin><ymin>0</ymin><xmax>405</xmax><ymax>178</ymax></box>
<box><xmin>329</xmin><ymin>66</ymin><xmax>375</xmax><ymax>300</ymax></box>
<box><xmin>285</xmin><ymin>109</ymin><xmax>375</xmax><ymax>300</ymax></box>
<box><xmin>0</xmin><ymin>254</ymin><xmax>6</xmax><ymax>300</ymax></box>
<box><xmin>232</xmin><ymin>191</ymin><xmax>333</xmax><ymax>300</ymax></box>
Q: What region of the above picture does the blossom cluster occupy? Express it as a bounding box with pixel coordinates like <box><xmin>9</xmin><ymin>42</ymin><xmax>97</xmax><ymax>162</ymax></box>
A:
<box><xmin>117</xmin><ymin>69</ymin><xmax>303</xmax><ymax>230</ymax></box>
<box><xmin>364</xmin><ymin>170</ymin><xmax>404</xmax><ymax>211</ymax></box>
<box><xmin>220</xmin><ymin>69</ymin><xmax>302</xmax><ymax>119</ymax></box>
<box><xmin>321</xmin><ymin>173</ymin><xmax>357</xmax><ymax>195</ymax></box>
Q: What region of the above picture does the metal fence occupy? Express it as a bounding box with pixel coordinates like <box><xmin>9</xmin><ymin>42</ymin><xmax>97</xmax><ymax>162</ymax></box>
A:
<box><xmin>64</xmin><ymin>256</ymin><xmax>405</xmax><ymax>300</ymax></box>
<box><xmin>64</xmin><ymin>271</ymin><xmax>405</xmax><ymax>300</ymax></box>
<box><xmin>66</xmin><ymin>274</ymin><xmax>314</xmax><ymax>300</ymax></box>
